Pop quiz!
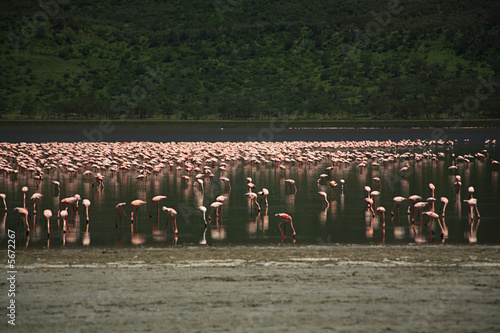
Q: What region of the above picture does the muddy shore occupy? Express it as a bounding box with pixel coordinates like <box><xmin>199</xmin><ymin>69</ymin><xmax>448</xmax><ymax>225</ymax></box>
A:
<box><xmin>3</xmin><ymin>245</ymin><xmax>500</xmax><ymax>332</ymax></box>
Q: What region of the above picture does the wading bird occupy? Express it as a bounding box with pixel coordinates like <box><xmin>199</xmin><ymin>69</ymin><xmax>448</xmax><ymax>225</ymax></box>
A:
<box><xmin>162</xmin><ymin>206</ymin><xmax>178</xmax><ymax>236</ymax></box>
<box><xmin>275</xmin><ymin>213</ymin><xmax>296</xmax><ymax>242</ymax></box>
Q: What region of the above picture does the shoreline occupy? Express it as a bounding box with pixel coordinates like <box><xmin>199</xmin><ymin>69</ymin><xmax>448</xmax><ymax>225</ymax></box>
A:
<box><xmin>15</xmin><ymin>244</ymin><xmax>500</xmax><ymax>266</ymax></box>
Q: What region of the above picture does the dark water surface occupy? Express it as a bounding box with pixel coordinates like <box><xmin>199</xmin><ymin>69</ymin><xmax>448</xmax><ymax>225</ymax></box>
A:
<box><xmin>1</xmin><ymin>126</ymin><xmax>499</xmax><ymax>143</ymax></box>
<box><xmin>0</xmin><ymin>127</ymin><xmax>499</xmax><ymax>248</ymax></box>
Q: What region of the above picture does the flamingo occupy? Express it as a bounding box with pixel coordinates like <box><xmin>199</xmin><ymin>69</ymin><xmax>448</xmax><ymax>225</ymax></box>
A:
<box><xmin>400</xmin><ymin>164</ymin><xmax>410</xmax><ymax>177</ymax></box>
<box><xmin>60</xmin><ymin>196</ymin><xmax>78</xmax><ymax>217</ymax></box>
<box><xmin>391</xmin><ymin>196</ymin><xmax>406</xmax><ymax>217</ymax></box>
<box><xmin>60</xmin><ymin>208</ymin><xmax>69</xmax><ymax>233</ymax></box>
<box><xmin>209</xmin><ymin>201</ymin><xmax>223</xmax><ymax>222</ymax></box>
<box><xmin>257</xmin><ymin>188</ymin><xmax>269</xmax><ymax>207</ymax></box>
<box><xmin>14</xmin><ymin>207</ymin><xmax>29</xmax><ymax>234</ymax></box>
<box><xmin>422</xmin><ymin>211</ymin><xmax>441</xmax><ymax>237</ymax></box>
<box><xmin>364</xmin><ymin>197</ymin><xmax>375</xmax><ymax>217</ymax></box>
<box><xmin>194</xmin><ymin>179</ymin><xmax>204</xmax><ymax>192</ymax></box>
<box><xmin>0</xmin><ymin>193</ymin><xmax>6</xmax><ymax>212</ymax></box>
<box><xmin>285</xmin><ymin>179</ymin><xmax>297</xmax><ymax>194</ymax></box>
<box><xmin>318</xmin><ymin>191</ymin><xmax>329</xmax><ymax>208</ymax></box>
<box><xmin>44</xmin><ymin>209</ymin><xmax>52</xmax><ymax>237</ymax></box>
<box><xmin>30</xmin><ymin>193</ymin><xmax>43</xmax><ymax>215</ymax></box>
<box><xmin>376</xmin><ymin>206</ymin><xmax>386</xmax><ymax>227</ymax></box>
<box><xmin>407</xmin><ymin>195</ymin><xmax>422</xmax><ymax>215</ymax></box>
<box><xmin>370</xmin><ymin>190</ymin><xmax>380</xmax><ymax>208</ymax></box>
<box><xmin>52</xmin><ymin>181</ymin><xmax>60</xmax><ymax>194</ymax></box>
<box><xmin>245</xmin><ymin>192</ymin><xmax>261</xmax><ymax>212</ymax></box>
<box><xmin>22</xmin><ymin>186</ymin><xmax>28</xmax><ymax>209</ymax></box>
<box><xmin>373</xmin><ymin>177</ymin><xmax>382</xmax><ymax>190</ymax></box>
<box><xmin>149</xmin><ymin>195</ymin><xmax>167</xmax><ymax>218</ymax></box>
<box><xmin>440</xmin><ymin>197</ymin><xmax>448</xmax><ymax>218</ymax></box>
<box><xmin>429</xmin><ymin>183</ymin><xmax>435</xmax><ymax>198</ymax></box>
<box><xmin>463</xmin><ymin>198</ymin><xmax>480</xmax><ymax>220</ymax></box>
<box><xmin>413</xmin><ymin>202</ymin><xmax>428</xmax><ymax>225</ymax></box>
<box><xmin>275</xmin><ymin>213</ymin><xmax>296</xmax><ymax>241</ymax></box>
<box><xmin>115</xmin><ymin>202</ymin><xmax>127</xmax><ymax>227</ymax></box>
<box><xmin>328</xmin><ymin>180</ymin><xmax>338</xmax><ymax>195</ymax></box>
<box><xmin>130</xmin><ymin>199</ymin><xmax>147</xmax><ymax>223</ymax></box>
<box><xmin>199</xmin><ymin>206</ymin><xmax>208</xmax><ymax>245</ymax></box>
<box><xmin>247</xmin><ymin>182</ymin><xmax>256</xmax><ymax>193</ymax></box>
<box><xmin>162</xmin><ymin>206</ymin><xmax>178</xmax><ymax>236</ymax></box>
<box><xmin>340</xmin><ymin>179</ymin><xmax>345</xmax><ymax>192</ymax></box>
<box><xmin>364</xmin><ymin>186</ymin><xmax>371</xmax><ymax>198</ymax></box>
<box><xmin>82</xmin><ymin>199</ymin><xmax>91</xmax><ymax>223</ymax></box>
<box><xmin>220</xmin><ymin>177</ymin><xmax>231</xmax><ymax>191</ymax></box>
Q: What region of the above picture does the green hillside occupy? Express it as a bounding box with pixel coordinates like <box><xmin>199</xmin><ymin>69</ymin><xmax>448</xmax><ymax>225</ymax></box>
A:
<box><xmin>1</xmin><ymin>0</ymin><xmax>499</xmax><ymax>120</ymax></box>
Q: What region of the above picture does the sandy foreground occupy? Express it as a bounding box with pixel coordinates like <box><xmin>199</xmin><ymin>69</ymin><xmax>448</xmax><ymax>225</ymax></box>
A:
<box><xmin>2</xmin><ymin>244</ymin><xmax>500</xmax><ymax>332</ymax></box>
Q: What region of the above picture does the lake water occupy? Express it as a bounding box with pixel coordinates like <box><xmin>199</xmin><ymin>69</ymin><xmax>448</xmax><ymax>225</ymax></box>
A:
<box><xmin>0</xmin><ymin>127</ymin><xmax>499</xmax><ymax>248</ymax></box>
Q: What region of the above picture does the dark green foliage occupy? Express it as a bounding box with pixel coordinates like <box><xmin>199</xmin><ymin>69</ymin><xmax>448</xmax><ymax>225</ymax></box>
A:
<box><xmin>0</xmin><ymin>0</ymin><xmax>499</xmax><ymax>120</ymax></box>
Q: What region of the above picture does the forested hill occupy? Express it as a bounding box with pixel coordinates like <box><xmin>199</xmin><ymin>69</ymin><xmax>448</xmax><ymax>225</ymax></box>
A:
<box><xmin>1</xmin><ymin>0</ymin><xmax>499</xmax><ymax>120</ymax></box>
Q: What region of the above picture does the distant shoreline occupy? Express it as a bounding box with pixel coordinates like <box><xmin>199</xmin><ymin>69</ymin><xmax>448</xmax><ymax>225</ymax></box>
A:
<box><xmin>1</xmin><ymin>119</ymin><xmax>500</xmax><ymax>129</ymax></box>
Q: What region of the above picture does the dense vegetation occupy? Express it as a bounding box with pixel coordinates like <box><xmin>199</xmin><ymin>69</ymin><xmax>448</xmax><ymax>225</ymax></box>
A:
<box><xmin>1</xmin><ymin>0</ymin><xmax>499</xmax><ymax>120</ymax></box>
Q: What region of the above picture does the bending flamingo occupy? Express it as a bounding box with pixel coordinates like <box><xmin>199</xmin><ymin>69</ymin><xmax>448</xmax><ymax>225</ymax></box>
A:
<box><xmin>162</xmin><ymin>206</ymin><xmax>178</xmax><ymax>236</ymax></box>
<box><xmin>149</xmin><ymin>195</ymin><xmax>167</xmax><ymax>218</ymax></box>
<box><xmin>115</xmin><ymin>202</ymin><xmax>127</xmax><ymax>227</ymax></box>
<box><xmin>275</xmin><ymin>213</ymin><xmax>296</xmax><ymax>241</ymax></box>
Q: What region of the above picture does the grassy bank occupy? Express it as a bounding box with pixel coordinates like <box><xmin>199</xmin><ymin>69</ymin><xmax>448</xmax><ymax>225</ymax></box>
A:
<box><xmin>1</xmin><ymin>119</ymin><xmax>500</xmax><ymax>129</ymax></box>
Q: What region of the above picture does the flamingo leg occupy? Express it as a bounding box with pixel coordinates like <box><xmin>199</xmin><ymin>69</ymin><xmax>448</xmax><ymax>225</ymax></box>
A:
<box><xmin>172</xmin><ymin>217</ymin><xmax>178</xmax><ymax>234</ymax></box>
<box><xmin>289</xmin><ymin>220</ymin><xmax>296</xmax><ymax>238</ymax></box>
<box><xmin>278</xmin><ymin>222</ymin><xmax>284</xmax><ymax>241</ymax></box>
<box><xmin>474</xmin><ymin>205</ymin><xmax>480</xmax><ymax>219</ymax></box>
<box><xmin>165</xmin><ymin>216</ymin><xmax>169</xmax><ymax>237</ymax></box>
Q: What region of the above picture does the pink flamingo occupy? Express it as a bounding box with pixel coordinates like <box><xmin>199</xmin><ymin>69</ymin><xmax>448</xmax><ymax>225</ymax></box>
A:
<box><xmin>376</xmin><ymin>206</ymin><xmax>386</xmax><ymax>227</ymax></box>
<box><xmin>257</xmin><ymin>188</ymin><xmax>269</xmax><ymax>207</ymax></box>
<box><xmin>413</xmin><ymin>202</ymin><xmax>427</xmax><ymax>225</ymax></box>
<box><xmin>422</xmin><ymin>211</ymin><xmax>443</xmax><ymax>238</ymax></box>
<box><xmin>407</xmin><ymin>195</ymin><xmax>422</xmax><ymax>215</ymax></box>
<box><xmin>440</xmin><ymin>197</ymin><xmax>448</xmax><ymax>217</ymax></box>
<box><xmin>208</xmin><ymin>201</ymin><xmax>223</xmax><ymax>222</ymax></box>
<box><xmin>285</xmin><ymin>179</ymin><xmax>297</xmax><ymax>194</ymax></box>
<box><xmin>245</xmin><ymin>192</ymin><xmax>261</xmax><ymax>212</ymax></box>
<box><xmin>364</xmin><ymin>198</ymin><xmax>375</xmax><ymax>217</ymax></box>
<box><xmin>329</xmin><ymin>180</ymin><xmax>338</xmax><ymax>195</ymax></box>
<box><xmin>319</xmin><ymin>191</ymin><xmax>329</xmax><ymax>208</ymax></box>
<box><xmin>391</xmin><ymin>196</ymin><xmax>406</xmax><ymax>217</ymax></box>
<box><xmin>220</xmin><ymin>177</ymin><xmax>231</xmax><ymax>191</ymax></box>
<box><xmin>377</xmin><ymin>206</ymin><xmax>386</xmax><ymax>243</ymax></box>
<box><xmin>149</xmin><ymin>195</ymin><xmax>167</xmax><ymax>218</ymax></box>
<box><xmin>275</xmin><ymin>213</ymin><xmax>296</xmax><ymax>241</ymax></box>
<box><xmin>82</xmin><ymin>199</ymin><xmax>91</xmax><ymax>223</ymax></box>
<box><xmin>130</xmin><ymin>200</ymin><xmax>147</xmax><ymax>223</ymax></box>
<box><xmin>60</xmin><ymin>196</ymin><xmax>78</xmax><ymax>217</ymax></box>
<box><xmin>0</xmin><ymin>193</ymin><xmax>6</xmax><ymax>212</ymax></box>
<box><xmin>199</xmin><ymin>206</ymin><xmax>208</xmax><ymax>245</ymax></box>
<box><xmin>60</xmin><ymin>208</ymin><xmax>69</xmax><ymax>233</ymax></box>
<box><xmin>463</xmin><ymin>198</ymin><xmax>480</xmax><ymax>220</ymax></box>
<box><xmin>52</xmin><ymin>181</ymin><xmax>60</xmax><ymax>194</ymax></box>
<box><xmin>14</xmin><ymin>207</ymin><xmax>29</xmax><ymax>234</ymax></box>
<box><xmin>429</xmin><ymin>183</ymin><xmax>435</xmax><ymax>197</ymax></box>
<box><xmin>247</xmin><ymin>182</ymin><xmax>256</xmax><ymax>193</ymax></box>
<box><xmin>162</xmin><ymin>206</ymin><xmax>178</xmax><ymax>236</ymax></box>
<box><xmin>44</xmin><ymin>209</ymin><xmax>52</xmax><ymax>238</ymax></box>
<box><xmin>115</xmin><ymin>202</ymin><xmax>127</xmax><ymax>227</ymax></box>
<box><xmin>22</xmin><ymin>186</ymin><xmax>28</xmax><ymax>209</ymax></box>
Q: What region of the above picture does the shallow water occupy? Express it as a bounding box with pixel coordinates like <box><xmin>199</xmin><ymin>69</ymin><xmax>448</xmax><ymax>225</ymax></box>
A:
<box><xmin>0</xmin><ymin>127</ymin><xmax>499</xmax><ymax>248</ymax></box>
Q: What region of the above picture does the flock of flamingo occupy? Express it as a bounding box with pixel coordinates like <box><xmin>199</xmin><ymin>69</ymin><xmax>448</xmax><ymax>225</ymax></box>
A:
<box><xmin>0</xmin><ymin>138</ymin><xmax>497</xmax><ymax>246</ymax></box>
